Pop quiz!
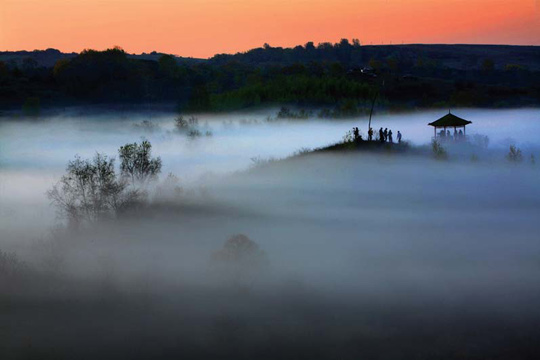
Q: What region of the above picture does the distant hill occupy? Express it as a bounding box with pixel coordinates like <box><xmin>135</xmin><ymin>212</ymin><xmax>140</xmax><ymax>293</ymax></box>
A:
<box><xmin>0</xmin><ymin>43</ymin><xmax>539</xmax><ymax>113</ymax></box>
<box><xmin>1</xmin><ymin>44</ymin><xmax>538</xmax><ymax>71</ymax></box>
<box><xmin>0</xmin><ymin>48</ymin><xmax>77</xmax><ymax>68</ymax></box>
<box><xmin>0</xmin><ymin>48</ymin><xmax>204</xmax><ymax>68</ymax></box>
<box><xmin>209</xmin><ymin>44</ymin><xmax>540</xmax><ymax>71</ymax></box>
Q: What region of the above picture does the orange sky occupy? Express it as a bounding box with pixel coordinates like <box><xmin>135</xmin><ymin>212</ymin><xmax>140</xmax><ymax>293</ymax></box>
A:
<box><xmin>1</xmin><ymin>0</ymin><xmax>539</xmax><ymax>58</ymax></box>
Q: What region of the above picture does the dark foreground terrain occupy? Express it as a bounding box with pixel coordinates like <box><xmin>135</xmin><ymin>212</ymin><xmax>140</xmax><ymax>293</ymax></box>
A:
<box><xmin>2</xmin><ymin>283</ymin><xmax>539</xmax><ymax>360</ymax></box>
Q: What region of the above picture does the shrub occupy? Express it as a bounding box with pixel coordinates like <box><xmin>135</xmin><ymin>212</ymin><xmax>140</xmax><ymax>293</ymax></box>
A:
<box><xmin>133</xmin><ymin>120</ymin><xmax>160</xmax><ymax>132</ymax></box>
<box><xmin>155</xmin><ymin>173</ymin><xmax>183</xmax><ymax>200</ymax></box>
<box><xmin>342</xmin><ymin>130</ymin><xmax>354</xmax><ymax>144</ymax></box>
<box><xmin>506</xmin><ymin>145</ymin><xmax>523</xmax><ymax>163</ymax></box>
<box><xmin>277</xmin><ymin>107</ymin><xmax>311</xmax><ymax>119</ymax></box>
<box><xmin>0</xmin><ymin>250</ymin><xmax>28</xmax><ymax>280</ymax></box>
<box><xmin>431</xmin><ymin>140</ymin><xmax>448</xmax><ymax>160</ymax></box>
<box><xmin>471</xmin><ymin>134</ymin><xmax>490</xmax><ymax>149</ymax></box>
<box><xmin>22</xmin><ymin>97</ymin><xmax>40</xmax><ymax>117</ymax></box>
<box><xmin>212</xmin><ymin>234</ymin><xmax>269</xmax><ymax>288</ymax></box>
<box><xmin>48</xmin><ymin>153</ymin><xmax>140</xmax><ymax>227</ymax></box>
<box><xmin>175</xmin><ymin>115</ymin><xmax>190</xmax><ymax>130</ymax></box>
<box><xmin>119</xmin><ymin>140</ymin><xmax>162</xmax><ymax>184</ymax></box>
<box><xmin>293</xmin><ymin>147</ymin><xmax>312</xmax><ymax>156</ymax></box>
<box><xmin>175</xmin><ymin>115</ymin><xmax>210</xmax><ymax>137</ymax></box>
<box><xmin>249</xmin><ymin>156</ymin><xmax>278</xmax><ymax>169</ymax></box>
<box><xmin>188</xmin><ymin>128</ymin><xmax>202</xmax><ymax>138</ymax></box>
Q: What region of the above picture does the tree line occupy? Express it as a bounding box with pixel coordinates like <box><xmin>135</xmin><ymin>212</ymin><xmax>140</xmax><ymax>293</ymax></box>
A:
<box><xmin>1</xmin><ymin>42</ymin><xmax>539</xmax><ymax>114</ymax></box>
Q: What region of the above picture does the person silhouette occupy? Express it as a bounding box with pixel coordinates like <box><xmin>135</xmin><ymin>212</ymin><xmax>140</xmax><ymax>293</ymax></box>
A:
<box><xmin>379</xmin><ymin>127</ymin><xmax>384</xmax><ymax>143</ymax></box>
<box><xmin>368</xmin><ymin>127</ymin><xmax>374</xmax><ymax>141</ymax></box>
<box><xmin>388</xmin><ymin>130</ymin><xmax>393</xmax><ymax>143</ymax></box>
<box><xmin>384</xmin><ymin>128</ymin><xmax>388</xmax><ymax>142</ymax></box>
<box><xmin>353</xmin><ymin>127</ymin><xmax>360</xmax><ymax>141</ymax></box>
<box><xmin>397</xmin><ymin>131</ymin><xmax>402</xmax><ymax>143</ymax></box>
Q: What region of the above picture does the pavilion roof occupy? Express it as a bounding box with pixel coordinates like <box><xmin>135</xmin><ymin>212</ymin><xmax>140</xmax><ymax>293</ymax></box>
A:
<box><xmin>428</xmin><ymin>113</ymin><xmax>472</xmax><ymax>127</ymax></box>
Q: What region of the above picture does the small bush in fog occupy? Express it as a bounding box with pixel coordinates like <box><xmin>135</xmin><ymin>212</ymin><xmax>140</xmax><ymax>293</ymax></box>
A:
<box><xmin>250</xmin><ymin>156</ymin><xmax>278</xmax><ymax>169</ymax></box>
<box><xmin>175</xmin><ymin>115</ymin><xmax>212</xmax><ymax>137</ymax></box>
<box><xmin>119</xmin><ymin>140</ymin><xmax>162</xmax><ymax>184</ymax></box>
<box><xmin>48</xmin><ymin>153</ymin><xmax>140</xmax><ymax>226</ymax></box>
<box><xmin>133</xmin><ymin>120</ymin><xmax>160</xmax><ymax>132</ymax></box>
<box><xmin>342</xmin><ymin>130</ymin><xmax>355</xmax><ymax>143</ymax></box>
<box><xmin>471</xmin><ymin>134</ymin><xmax>490</xmax><ymax>149</ymax></box>
<box><xmin>212</xmin><ymin>234</ymin><xmax>269</xmax><ymax>287</ymax></box>
<box><xmin>155</xmin><ymin>173</ymin><xmax>183</xmax><ymax>200</ymax></box>
<box><xmin>277</xmin><ymin>107</ymin><xmax>311</xmax><ymax>119</ymax></box>
<box><xmin>175</xmin><ymin>115</ymin><xmax>189</xmax><ymax>130</ymax></box>
<box><xmin>293</xmin><ymin>147</ymin><xmax>312</xmax><ymax>156</ymax></box>
<box><xmin>431</xmin><ymin>140</ymin><xmax>448</xmax><ymax>160</ymax></box>
<box><xmin>0</xmin><ymin>250</ymin><xmax>28</xmax><ymax>279</ymax></box>
<box><xmin>506</xmin><ymin>145</ymin><xmax>523</xmax><ymax>163</ymax></box>
<box><xmin>175</xmin><ymin>115</ymin><xmax>199</xmax><ymax>130</ymax></box>
<box><xmin>188</xmin><ymin>128</ymin><xmax>202</xmax><ymax>138</ymax></box>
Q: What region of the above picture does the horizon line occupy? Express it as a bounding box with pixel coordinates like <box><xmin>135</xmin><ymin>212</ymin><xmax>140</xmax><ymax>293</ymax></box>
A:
<box><xmin>2</xmin><ymin>42</ymin><xmax>539</xmax><ymax>60</ymax></box>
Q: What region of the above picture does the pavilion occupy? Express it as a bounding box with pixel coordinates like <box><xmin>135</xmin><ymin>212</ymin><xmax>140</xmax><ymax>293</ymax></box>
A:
<box><xmin>428</xmin><ymin>111</ymin><xmax>472</xmax><ymax>141</ymax></box>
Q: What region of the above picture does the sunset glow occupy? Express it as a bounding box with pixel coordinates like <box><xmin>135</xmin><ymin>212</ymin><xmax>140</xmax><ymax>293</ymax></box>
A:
<box><xmin>1</xmin><ymin>0</ymin><xmax>539</xmax><ymax>57</ymax></box>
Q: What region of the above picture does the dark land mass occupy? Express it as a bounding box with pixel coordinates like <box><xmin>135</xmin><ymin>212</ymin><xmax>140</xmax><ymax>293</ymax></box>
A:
<box><xmin>1</xmin><ymin>42</ymin><xmax>539</xmax><ymax>115</ymax></box>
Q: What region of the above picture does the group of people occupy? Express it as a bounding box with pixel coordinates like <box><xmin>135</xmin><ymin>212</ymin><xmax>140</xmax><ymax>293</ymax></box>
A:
<box><xmin>439</xmin><ymin>129</ymin><xmax>465</xmax><ymax>141</ymax></box>
<box><xmin>370</xmin><ymin>127</ymin><xmax>402</xmax><ymax>143</ymax></box>
<box><xmin>352</xmin><ymin>127</ymin><xmax>402</xmax><ymax>144</ymax></box>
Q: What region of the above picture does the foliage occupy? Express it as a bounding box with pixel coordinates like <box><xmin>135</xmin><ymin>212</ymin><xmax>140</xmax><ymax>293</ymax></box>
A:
<box><xmin>2</xmin><ymin>44</ymin><xmax>540</xmax><ymax>112</ymax></box>
<box><xmin>431</xmin><ymin>140</ymin><xmax>448</xmax><ymax>160</ymax></box>
<box><xmin>292</xmin><ymin>147</ymin><xmax>312</xmax><ymax>156</ymax></box>
<box><xmin>155</xmin><ymin>173</ymin><xmax>183</xmax><ymax>200</ymax></box>
<box><xmin>212</xmin><ymin>234</ymin><xmax>269</xmax><ymax>287</ymax></box>
<box><xmin>133</xmin><ymin>120</ymin><xmax>160</xmax><ymax>132</ymax></box>
<box><xmin>175</xmin><ymin>115</ymin><xmax>194</xmax><ymax>131</ymax></box>
<box><xmin>249</xmin><ymin>156</ymin><xmax>278</xmax><ymax>169</ymax></box>
<box><xmin>482</xmin><ymin>58</ymin><xmax>495</xmax><ymax>71</ymax></box>
<box><xmin>506</xmin><ymin>145</ymin><xmax>523</xmax><ymax>163</ymax></box>
<box><xmin>277</xmin><ymin>107</ymin><xmax>312</xmax><ymax>119</ymax></box>
<box><xmin>119</xmin><ymin>140</ymin><xmax>162</xmax><ymax>184</ymax></box>
<box><xmin>48</xmin><ymin>153</ymin><xmax>140</xmax><ymax>227</ymax></box>
<box><xmin>22</xmin><ymin>97</ymin><xmax>40</xmax><ymax>116</ymax></box>
<box><xmin>206</xmin><ymin>74</ymin><xmax>373</xmax><ymax>111</ymax></box>
<box><xmin>0</xmin><ymin>250</ymin><xmax>28</xmax><ymax>279</ymax></box>
<box><xmin>158</xmin><ymin>54</ymin><xmax>179</xmax><ymax>78</ymax></box>
<box><xmin>175</xmin><ymin>115</ymin><xmax>211</xmax><ymax>137</ymax></box>
<box><xmin>471</xmin><ymin>134</ymin><xmax>490</xmax><ymax>149</ymax></box>
<box><xmin>342</xmin><ymin>130</ymin><xmax>355</xmax><ymax>144</ymax></box>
